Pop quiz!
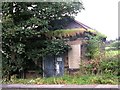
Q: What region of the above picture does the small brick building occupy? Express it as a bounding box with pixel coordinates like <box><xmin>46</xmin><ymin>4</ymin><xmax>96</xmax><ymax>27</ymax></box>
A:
<box><xmin>26</xmin><ymin>18</ymin><xmax>104</xmax><ymax>78</ymax></box>
<box><xmin>42</xmin><ymin>18</ymin><xmax>97</xmax><ymax>77</ymax></box>
<box><xmin>63</xmin><ymin>19</ymin><xmax>96</xmax><ymax>75</ymax></box>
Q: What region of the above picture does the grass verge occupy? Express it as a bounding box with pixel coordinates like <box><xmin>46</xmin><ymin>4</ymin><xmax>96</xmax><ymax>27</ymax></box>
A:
<box><xmin>2</xmin><ymin>74</ymin><xmax>118</xmax><ymax>85</ymax></box>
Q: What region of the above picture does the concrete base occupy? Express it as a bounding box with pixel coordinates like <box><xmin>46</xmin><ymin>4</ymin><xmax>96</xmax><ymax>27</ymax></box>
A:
<box><xmin>1</xmin><ymin>84</ymin><xmax>119</xmax><ymax>90</ymax></box>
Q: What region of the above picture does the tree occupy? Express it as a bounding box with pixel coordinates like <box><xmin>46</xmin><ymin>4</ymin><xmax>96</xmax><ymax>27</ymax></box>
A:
<box><xmin>2</xmin><ymin>2</ymin><xmax>84</xmax><ymax>80</ymax></box>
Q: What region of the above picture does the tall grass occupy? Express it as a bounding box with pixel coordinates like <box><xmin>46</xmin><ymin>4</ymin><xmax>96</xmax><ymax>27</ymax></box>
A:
<box><xmin>2</xmin><ymin>50</ymin><xmax>119</xmax><ymax>85</ymax></box>
<box><xmin>2</xmin><ymin>74</ymin><xmax>118</xmax><ymax>85</ymax></box>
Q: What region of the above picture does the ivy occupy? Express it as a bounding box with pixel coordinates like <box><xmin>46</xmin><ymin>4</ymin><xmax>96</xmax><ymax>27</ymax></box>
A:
<box><xmin>85</xmin><ymin>34</ymin><xmax>105</xmax><ymax>59</ymax></box>
<box><xmin>43</xmin><ymin>39</ymin><xmax>71</xmax><ymax>56</ymax></box>
<box><xmin>2</xmin><ymin>2</ymin><xmax>84</xmax><ymax>80</ymax></box>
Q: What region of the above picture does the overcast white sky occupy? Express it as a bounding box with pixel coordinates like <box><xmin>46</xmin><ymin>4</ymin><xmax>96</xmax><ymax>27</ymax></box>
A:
<box><xmin>75</xmin><ymin>0</ymin><xmax>119</xmax><ymax>40</ymax></box>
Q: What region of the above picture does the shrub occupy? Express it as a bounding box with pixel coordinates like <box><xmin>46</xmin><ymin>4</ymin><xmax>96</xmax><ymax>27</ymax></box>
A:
<box><xmin>100</xmin><ymin>55</ymin><xmax>119</xmax><ymax>76</ymax></box>
<box><xmin>80</xmin><ymin>54</ymin><xmax>119</xmax><ymax>76</ymax></box>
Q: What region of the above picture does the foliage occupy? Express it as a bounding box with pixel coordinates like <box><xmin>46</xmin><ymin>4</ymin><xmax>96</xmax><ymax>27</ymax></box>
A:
<box><xmin>42</xmin><ymin>39</ymin><xmax>71</xmax><ymax>56</ymax></box>
<box><xmin>110</xmin><ymin>41</ymin><xmax>120</xmax><ymax>49</ymax></box>
<box><xmin>85</xmin><ymin>35</ymin><xmax>101</xmax><ymax>59</ymax></box>
<box><xmin>2</xmin><ymin>74</ymin><xmax>118</xmax><ymax>85</ymax></box>
<box><xmin>84</xmin><ymin>29</ymin><xmax>107</xmax><ymax>59</ymax></box>
<box><xmin>105</xmin><ymin>39</ymin><xmax>120</xmax><ymax>51</ymax></box>
<box><xmin>90</xmin><ymin>75</ymin><xmax>118</xmax><ymax>84</ymax></box>
<box><xmin>96</xmin><ymin>31</ymin><xmax>107</xmax><ymax>39</ymax></box>
<box><xmin>80</xmin><ymin>50</ymin><xmax>119</xmax><ymax>76</ymax></box>
<box><xmin>2</xmin><ymin>2</ymin><xmax>84</xmax><ymax>80</ymax></box>
<box><xmin>100</xmin><ymin>55</ymin><xmax>119</xmax><ymax>75</ymax></box>
<box><xmin>105</xmin><ymin>50</ymin><xmax>119</xmax><ymax>58</ymax></box>
<box><xmin>46</xmin><ymin>28</ymin><xmax>86</xmax><ymax>38</ymax></box>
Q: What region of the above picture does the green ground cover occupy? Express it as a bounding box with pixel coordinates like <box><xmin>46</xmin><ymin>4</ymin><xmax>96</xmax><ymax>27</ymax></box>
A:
<box><xmin>2</xmin><ymin>74</ymin><xmax>118</xmax><ymax>85</ymax></box>
<box><xmin>2</xmin><ymin>49</ymin><xmax>119</xmax><ymax>85</ymax></box>
<box><xmin>105</xmin><ymin>50</ymin><xmax>119</xmax><ymax>57</ymax></box>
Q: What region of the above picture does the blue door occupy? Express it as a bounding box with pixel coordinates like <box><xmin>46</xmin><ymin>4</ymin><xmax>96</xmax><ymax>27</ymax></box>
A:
<box><xmin>43</xmin><ymin>56</ymin><xmax>64</xmax><ymax>77</ymax></box>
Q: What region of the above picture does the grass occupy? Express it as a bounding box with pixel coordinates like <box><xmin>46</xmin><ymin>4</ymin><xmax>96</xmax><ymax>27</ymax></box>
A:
<box><xmin>2</xmin><ymin>50</ymin><xmax>119</xmax><ymax>85</ymax></box>
<box><xmin>47</xmin><ymin>28</ymin><xmax>86</xmax><ymax>38</ymax></box>
<box><xmin>2</xmin><ymin>74</ymin><xmax>118</xmax><ymax>85</ymax></box>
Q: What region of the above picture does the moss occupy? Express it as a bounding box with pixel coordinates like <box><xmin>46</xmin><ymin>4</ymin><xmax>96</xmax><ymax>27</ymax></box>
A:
<box><xmin>46</xmin><ymin>28</ymin><xmax>87</xmax><ymax>38</ymax></box>
<box><xmin>47</xmin><ymin>28</ymin><xmax>107</xmax><ymax>39</ymax></box>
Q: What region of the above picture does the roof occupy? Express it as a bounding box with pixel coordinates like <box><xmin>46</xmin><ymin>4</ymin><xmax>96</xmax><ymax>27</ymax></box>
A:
<box><xmin>61</xmin><ymin>18</ymin><xmax>97</xmax><ymax>35</ymax></box>
<box><xmin>46</xmin><ymin>18</ymin><xmax>100</xmax><ymax>39</ymax></box>
<box><xmin>64</xmin><ymin>18</ymin><xmax>94</xmax><ymax>30</ymax></box>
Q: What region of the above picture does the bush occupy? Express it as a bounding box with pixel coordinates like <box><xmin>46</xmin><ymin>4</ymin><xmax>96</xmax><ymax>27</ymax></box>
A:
<box><xmin>80</xmin><ymin>54</ymin><xmax>119</xmax><ymax>76</ymax></box>
<box><xmin>100</xmin><ymin>56</ymin><xmax>118</xmax><ymax>75</ymax></box>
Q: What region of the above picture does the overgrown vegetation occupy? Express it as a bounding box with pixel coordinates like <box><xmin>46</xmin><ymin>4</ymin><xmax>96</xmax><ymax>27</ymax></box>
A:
<box><xmin>46</xmin><ymin>28</ymin><xmax>86</xmax><ymax>38</ymax></box>
<box><xmin>2</xmin><ymin>2</ymin><xmax>84</xmax><ymax>80</ymax></box>
<box><xmin>2</xmin><ymin>48</ymin><xmax>119</xmax><ymax>84</ymax></box>
<box><xmin>2</xmin><ymin>2</ymin><xmax>119</xmax><ymax>85</ymax></box>
<box><xmin>78</xmin><ymin>36</ymin><xmax>119</xmax><ymax>84</ymax></box>
<box><xmin>80</xmin><ymin>53</ymin><xmax>119</xmax><ymax>75</ymax></box>
<box><xmin>79</xmin><ymin>37</ymin><xmax>119</xmax><ymax>84</ymax></box>
<box><xmin>2</xmin><ymin>74</ymin><xmax>118</xmax><ymax>85</ymax></box>
<box><xmin>105</xmin><ymin>39</ymin><xmax>120</xmax><ymax>50</ymax></box>
<box><xmin>85</xmin><ymin>33</ymin><xmax>106</xmax><ymax>59</ymax></box>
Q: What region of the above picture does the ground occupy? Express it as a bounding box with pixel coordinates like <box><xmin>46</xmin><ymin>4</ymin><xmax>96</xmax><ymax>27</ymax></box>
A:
<box><xmin>1</xmin><ymin>84</ymin><xmax>119</xmax><ymax>90</ymax></box>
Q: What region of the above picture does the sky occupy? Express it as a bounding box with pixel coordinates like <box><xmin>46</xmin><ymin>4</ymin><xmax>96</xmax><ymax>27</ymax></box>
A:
<box><xmin>75</xmin><ymin>0</ymin><xmax>119</xmax><ymax>40</ymax></box>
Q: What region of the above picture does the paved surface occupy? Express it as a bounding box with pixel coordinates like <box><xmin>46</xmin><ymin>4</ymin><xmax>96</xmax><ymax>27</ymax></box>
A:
<box><xmin>0</xmin><ymin>84</ymin><xmax>120</xmax><ymax>90</ymax></box>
